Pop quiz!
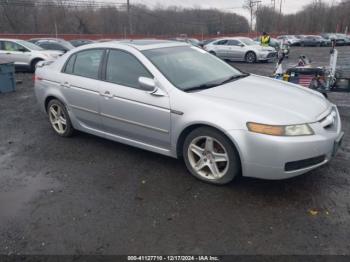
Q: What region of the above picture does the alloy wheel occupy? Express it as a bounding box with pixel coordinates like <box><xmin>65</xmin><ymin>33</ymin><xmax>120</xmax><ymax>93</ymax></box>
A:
<box><xmin>246</xmin><ymin>52</ymin><xmax>256</xmax><ymax>63</ymax></box>
<box><xmin>49</xmin><ymin>103</ymin><xmax>67</xmax><ymax>135</ymax></box>
<box><xmin>187</xmin><ymin>136</ymin><xmax>229</xmax><ymax>180</ymax></box>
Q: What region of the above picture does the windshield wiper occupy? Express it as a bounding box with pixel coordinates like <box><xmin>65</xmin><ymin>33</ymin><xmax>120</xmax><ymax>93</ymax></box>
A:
<box><xmin>184</xmin><ymin>73</ymin><xmax>250</xmax><ymax>93</ymax></box>
<box><xmin>184</xmin><ymin>83</ymin><xmax>219</xmax><ymax>92</ymax></box>
<box><xmin>219</xmin><ymin>73</ymin><xmax>250</xmax><ymax>85</ymax></box>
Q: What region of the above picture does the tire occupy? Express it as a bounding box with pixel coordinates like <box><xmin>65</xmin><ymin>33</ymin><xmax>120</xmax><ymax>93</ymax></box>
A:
<box><xmin>30</xmin><ymin>59</ymin><xmax>43</xmax><ymax>73</ymax></box>
<box><xmin>47</xmin><ymin>99</ymin><xmax>75</xmax><ymax>137</ymax></box>
<box><xmin>245</xmin><ymin>51</ymin><xmax>256</xmax><ymax>63</ymax></box>
<box><xmin>183</xmin><ymin>127</ymin><xmax>241</xmax><ymax>185</ymax></box>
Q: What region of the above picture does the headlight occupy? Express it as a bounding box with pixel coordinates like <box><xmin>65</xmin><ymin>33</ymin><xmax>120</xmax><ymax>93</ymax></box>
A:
<box><xmin>247</xmin><ymin>122</ymin><xmax>314</xmax><ymax>136</ymax></box>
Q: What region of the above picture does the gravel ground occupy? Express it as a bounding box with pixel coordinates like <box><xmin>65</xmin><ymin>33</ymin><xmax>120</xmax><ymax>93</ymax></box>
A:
<box><xmin>0</xmin><ymin>46</ymin><xmax>349</xmax><ymax>255</ymax></box>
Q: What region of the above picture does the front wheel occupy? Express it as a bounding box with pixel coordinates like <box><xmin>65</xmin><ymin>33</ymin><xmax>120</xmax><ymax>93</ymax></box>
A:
<box><xmin>47</xmin><ymin>99</ymin><xmax>75</xmax><ymax>137</ymax></box>
<box><xmin>183</xmin><ymin>127</ymin><xmax>241</xmax><ymax>185</ymax></box>
<box><xmin>245</xmin><ymin>52</ymin><xmax>257</xmax><ymax>63</ymax></box>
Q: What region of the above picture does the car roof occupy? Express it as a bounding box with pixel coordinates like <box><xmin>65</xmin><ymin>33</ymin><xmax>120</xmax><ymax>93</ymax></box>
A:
<box><xmin>0</xmin><ymin>38</ymin><xmax>24</xmax><ymax>42</ymax></box>
<box><xmin>74</xmin><ymin>39</ymin><xmax>189</xmax><ymax>51</ymax></box>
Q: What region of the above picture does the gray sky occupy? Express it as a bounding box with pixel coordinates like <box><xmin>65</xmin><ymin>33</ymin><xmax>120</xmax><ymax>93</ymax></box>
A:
<box><xmin>129</xmin><ymin>0</ymin><xmax>339</xmax><ymax>18</ymax></box>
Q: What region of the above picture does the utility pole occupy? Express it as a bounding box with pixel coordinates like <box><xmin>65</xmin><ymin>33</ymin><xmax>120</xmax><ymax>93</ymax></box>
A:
<box><xmin>279</xmin><ymin>0</ymin><xmax>283</xmax><ymax>15</ymax></box>
<box><xmin>278</xmin><ymin>0</ymin><xmax>284</xmax><ymax>33</ymax></box>
<box><xmin>127</xmin><ymin>0</ymin><xmax>132</xmax><ymax>35</ymax></box>
<box><xmin>243</xmin><ymin>0</ymin><xmax>261</xmax><ymax>33</ymax></box>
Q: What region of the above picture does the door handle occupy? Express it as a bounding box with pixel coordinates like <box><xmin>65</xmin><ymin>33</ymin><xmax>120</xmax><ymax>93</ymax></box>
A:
<box><xmin>102</xmin><ymin>91</ymin><xmax>114</xmax><ymax>98</ymax></box>
<box><xmin>60</xmin><ymin>82</ymin><xmax>70</xmax><ymax>88</ymax></box>
<box><xmin>6</xmin><ymin>53</ymin><xmax>11</xmax><ymax>55</ymax></box>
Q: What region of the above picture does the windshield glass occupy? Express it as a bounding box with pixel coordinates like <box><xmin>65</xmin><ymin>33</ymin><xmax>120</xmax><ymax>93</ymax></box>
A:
<box><xmin>59</xmin><ymin>41</ymin><xmax>75</xmax><ymax>50</ymax></box>
<box><xmin>143</xmin><ymin>46</ymin><xmax>244</xmax><ymax>91</ymax></box>
<box><xmin>240</xmin><ymin>38</ymin><xmax>256</xmax><ymax>46</ymax></box>
<box><xmin>17</xmin><ymin>40</ymin><xmax>43</xmax><ymax>50</ymax></box>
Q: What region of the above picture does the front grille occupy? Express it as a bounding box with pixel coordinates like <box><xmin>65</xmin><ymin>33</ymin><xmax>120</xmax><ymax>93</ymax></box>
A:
<box><xmin>267</xmin><ymin>52</ymin><xmax>277</xmax><ymax>58</ymax></box>
<box><xmin>285</xmin><ymin>155</ymin><xmax>326</xmax><ymax>172</ymax></box>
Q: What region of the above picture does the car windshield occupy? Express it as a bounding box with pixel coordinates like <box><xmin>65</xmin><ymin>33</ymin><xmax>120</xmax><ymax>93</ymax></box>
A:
<box><xmin>17</xmin><ymin>40</ymin><xmax>43</xmax><ymax>50</ymax></box>
<box><xmin>143</xmin><ymin>46</ymin><xmax>244</xmax><ymax>91</ymax></box>
<box><xmin>240</xmin><ymin>38</ymin><xmax>256</xmax><ymax>46</ymax></box>
<box><xmin>60</xmin><ymin>41</ymin><xmax>75</xmax><ymax>50</ymax></box>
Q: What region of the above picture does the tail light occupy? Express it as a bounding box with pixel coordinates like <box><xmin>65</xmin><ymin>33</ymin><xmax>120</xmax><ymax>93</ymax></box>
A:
<box><xmin>33</xmin><ymin>75</ymin><xmax>43</xmax><ymax>82</ymax></box>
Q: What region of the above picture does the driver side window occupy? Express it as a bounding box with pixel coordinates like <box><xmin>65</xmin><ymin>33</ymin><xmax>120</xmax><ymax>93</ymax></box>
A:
<box><xmin>214</xmin><ymin>40</ymin><xmax>228</xmax><ymax>45</ymax></box>
<box><xmin>105</xmin><ymin>50</ymin><xmax>153</xmax><ymax>90</ymax></box>
<box><xmin>227</xmin><ymin>40</ymin><xmax>241</xmax><ymax>46</ymax></box>
<box><xmin>2</xmin><ymin>41</ymin><xmax>26</xmax><ymax>52</ymax></box>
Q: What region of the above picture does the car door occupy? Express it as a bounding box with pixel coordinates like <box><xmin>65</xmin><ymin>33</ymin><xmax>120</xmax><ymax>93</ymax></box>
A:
<box><xmin>0</xmin><ymin>40</ymin><xmax>31</xmax><ymax>66</ymax></box>
<box><xmin>226</xmin><ymin>40</ymin><xmax>245</xmax><ymax>60</ymax></box>
<box><xmin>0</xmin><ymin>41</ymin><xmax>6</xmax><ymax>61</ymax></box>
<box><xmin>99</xmin><ymin>49</ymin><xmax>171</xmax><ymax>149</ymax></box>
<box><xmin>60</xmin><ymin>49</ymin><xmax>105</xmax><ymax>131</ymax></box>
<box><xmin>212</xmin><ymin>40</ymin><xmax>229</xmax><ymax>58</ymax></box>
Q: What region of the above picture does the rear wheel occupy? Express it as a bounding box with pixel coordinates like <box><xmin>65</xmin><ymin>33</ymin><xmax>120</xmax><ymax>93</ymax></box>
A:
<box><xmin>245</xmin><ymin>52</ymin><xmax>257</xmax><ymax>63</ymax></box>
<box><xmin>183</xmin><ymin>127</ymin><xmax>241</xmax><ymax>185</ymax></box>
<box><xmin>47</xmin><ymin>99</ymin><xmax>74</xmax><ymax>137</ymax></box>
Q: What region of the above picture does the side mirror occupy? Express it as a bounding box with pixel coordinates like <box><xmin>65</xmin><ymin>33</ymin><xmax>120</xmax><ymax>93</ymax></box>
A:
<box><xmin>138</xmin><ymin>77</ymin><xmax>156</xmax><ymax>92</ymax></box>
<box><xmin>239</xmin><ymin>44</ymin><xmax>244</xmax><ymax>47</ymax></box>
<box><xmin>19</xmin><ymin>48</ymin><xmax>28</xmax><ymax>52</ymax></box>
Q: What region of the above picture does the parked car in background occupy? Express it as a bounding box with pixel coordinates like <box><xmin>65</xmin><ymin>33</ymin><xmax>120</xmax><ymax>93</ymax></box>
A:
<box><xmin>321</xmin><ymin>33</ymin><xmax>346</xmax><ymax>46</ymax></box>
<box><xmin>0</xmin><ymin>39</ymin><xmax>63</xmax><ymax>72</ymax></box>
<box><xmin>204</xmin><ymin>37</ymin><xmax>277</xmax><ymax>63</ymax></box>
<box><xmin>34</xmin><ymin>39</ymin><xmax>75</xmax><ymax>53</ymax></box>
<box><xmin>314</xmin><ymin>35</ymin><xmax>332</xmax><ymax>46</ymax></box>
<box><xmin>295</xmin><ymin>35</ymin><xmax>306</xmax><ymax>40</ymax></box>
<box><xmin>336</xmin><ymin>34</ymin><xmax>350</xmax><ymax>45</ymax></box>
<box><xmin>170</xmin><ymin>38</ymin><xmax>201</xmax><ymax>47</ymax></box>
<box><xmin>34</xmin><ymin>40</ymin><xmax>343</xmax><ymax>184</ymax></box>
<box><xmin>69</xmin><ymin>39</ymin><xmax>95</xmax><ymax>47</ymax></box>
<box><xmin>199</xmin><ymin>38</ymin><xmax>218</xmax><ymax>47</ymax></box>
<box><xmin>28</xmin><ymin>37</ymin><xmax>66</xmax><ymax>44</ymax></box>
<box><xmin>276</xmin><ymin>35</ymin><xmax>300</xmax><ymax>46</ymax></box>
<box><xmin>299</xmin><ymin>35</ymin><xmax>323</xmax><ymax>47</ymax></box>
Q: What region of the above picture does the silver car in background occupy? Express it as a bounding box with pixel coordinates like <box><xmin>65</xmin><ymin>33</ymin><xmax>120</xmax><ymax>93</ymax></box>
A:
<box><xmin>34</xmin><ymin>40</ymin><xmax>343</xmax><ymax>184</ymax></box>
<box><xmin>0</xmin><ymin>39</ymin><xmax>63</xmax><ymax>71</ymax></box>
<box><xmin>276</xmin><ymin>35</ymin><xmax>301</xmax><ymax>46</ymax></box>
<box><xmin>203</xmin><ymin>37</ymin><xmax>277</xmax><ymax>63</ymax></box>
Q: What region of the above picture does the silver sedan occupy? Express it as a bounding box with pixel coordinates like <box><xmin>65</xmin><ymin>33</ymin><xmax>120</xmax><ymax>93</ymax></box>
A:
<box><xmin>34</xmin><ymin>40</ymin><xmax>344</xmax><ymax>184</ymax></box>
<box><xmin>204</xmin><ymin>37</ymin><xmax>277</xmax><ymax>63</ymax></box>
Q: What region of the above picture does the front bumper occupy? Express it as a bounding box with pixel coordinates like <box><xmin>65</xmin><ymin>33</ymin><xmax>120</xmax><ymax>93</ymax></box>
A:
<box><xmin>258</xmin><ymin>51</ymin><xmax>277</xmax><ymax>61</ymax></box>
<box><xmin>226</xmin><ymin>107</ymin><xmax>343</xmax><ymax>180</ymax></box>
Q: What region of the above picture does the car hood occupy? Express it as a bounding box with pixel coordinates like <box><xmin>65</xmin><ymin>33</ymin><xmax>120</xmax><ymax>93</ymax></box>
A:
<box><xmin>195</xmin><ymin>75</ymin><xmax>330</xmax><ymax>124</ymax></box>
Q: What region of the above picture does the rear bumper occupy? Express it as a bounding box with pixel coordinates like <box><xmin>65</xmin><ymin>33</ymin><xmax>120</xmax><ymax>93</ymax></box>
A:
<box><xmin>226</xmin><ymin>108</ymin><xmax>343</xmax><ymax>180</ymax></box>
